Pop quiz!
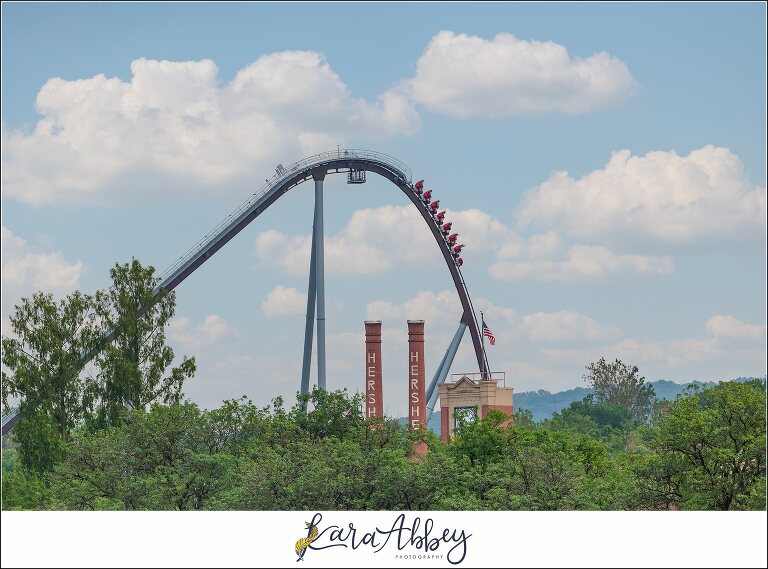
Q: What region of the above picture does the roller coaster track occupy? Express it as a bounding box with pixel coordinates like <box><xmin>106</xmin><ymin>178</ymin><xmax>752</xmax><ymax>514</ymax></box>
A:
<box><xmin>2</xmin><ymin>149</ymin><xmax>489</xmax><ymax>435</ymax></box>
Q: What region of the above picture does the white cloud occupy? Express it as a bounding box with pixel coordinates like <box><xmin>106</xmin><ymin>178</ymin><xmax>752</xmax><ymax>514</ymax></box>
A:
<box><xmin>1</xmin><ymin>53</ymin><xmax>419</xmax><ymax>205</ymax></box>
<box><xmin>252</xmin><ymin>204</ymin><xmax>548</xmax><ymax>277</ymax></box>
<box><xmin>444</xmin><ymin>208</ymin><xmax>519</xmax><ymax>254</ymax></box>
<box><xmin>543</xmin><ymin>337</ymin><xmax>722</xmax><ymax>369</ymax></box>
<box><xmin>167</xmin><ymin>314</ymin><xmax>239</xmax><ymax>352</ymax></box>
<box><xmin>255</xmin><ymin>205</ymin><xmax>437</xmax><ymax>275</ymax></box>
<box><xmin>519</xmin><ymin>310</ymin><xmax>620</xmax><ymax>343</ymax></box>
<box><xmin>613</xmin><ymin>338</ymin><xmax>723</xmax><ymax>368</ymax></box>
<box><xmin>256</xmin><ymin>205</ymin><xmax>559</xmax><ymax>275</ymax></box>
<box><xmin>493</xmin><ymin>360</ymin><xmax>563</xmax><ymax>393</ymax></box>
<box><xmin>1</xmin><ymin>226</ymin><xmax>84</xmax><ymax>310</ymax></box>
<box><xmin>185</xmin><ymin>351</ymin><xmax>304</xmax><ymax>409</ymax></box>
<box><xmin>367</xmin><ymin>290</ymin><xmax>462</xmax><ymax>325</ymax></box>
<box><xmin>523</xmin><ymin>333</ymin><xmax>767</xmax><ymax>392</ymax></box>
<box><xmin>490</xmin><ymin>244</ymin><xmax>674</xmax><ymax>282</ymax></box>
<box><xmin>494</xmin><ymin>228</ymin><xmax>671</xmax><ymax>283</ymax></box>
<box><xmin>472</xmin><ymin>298</ymin><xmax>517</xmax><ymax>325</ymax></box>
<box><xmin>367</xmin><ymin>291</ymin><xmax>622</xmax><ymax>347</ymax></box>
<box><xmin>517</xmin><ymin>146</ymin><xmax>767</xmax><ymax>245</ymax></box>
<box><xmin>255</xmin><ymin>204</ymin><xmax>676</xmax><ymax>283</ymax></box>
<box><xmin>364</xmin><ymin>289</ymin><xmax>523</xmax><ymax>366</ymax></box>
<box><xmin>706</xmin><ymin>315</ymin><xmax>766</xmax><ymax>342</ymax></box>
<box><xmin>404</xmin><ymin>31</ymin><xmax>637</xmax><ymax>118</ymax></box>
<box><xmin>261</xmin><ymin>285</ymin><xmax>306</xmax><ymax>317</ymax></box>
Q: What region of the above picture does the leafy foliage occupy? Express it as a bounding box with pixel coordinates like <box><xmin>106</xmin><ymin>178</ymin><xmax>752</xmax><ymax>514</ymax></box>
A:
<box><xmin>583</xmin><ymin>358</ymin><xmax>656</xmax><ymax>421</ymax></box>
<box><xmin>637</xmin><ymin>380</ymin><xmax>766</xmax><ymax>510</ymax></box>
<box><xmin>1</xmin><ymin>279</ymin><xmax>764</xmax><ymax>513</ymax></box>
<box><xmin>1</xmin><ymin>291</ymin><xmax>100</xmax><ymax>472</ymax></box>
<box><xmin>2</xmin><ymin>380</ymin><xmax>765</xmax><ymax>511</ymax></box>
<box><xmin>87</xmin><ymin>258</ymin><xmax>196</xmax><ymax>428</ymax></box>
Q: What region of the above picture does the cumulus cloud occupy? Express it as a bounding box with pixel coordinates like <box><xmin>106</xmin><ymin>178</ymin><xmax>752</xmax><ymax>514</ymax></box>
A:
<box><xmin>517</xmin><ymin>146</ymin><xmax>767</xmax><ymax>245</ymax></box>
<box><xmin>493</xmin><ymin>229</ymin><xmax>670</xmax><ymax>283</ymax></box>
<box><xmin>1</xmin><ymin>34</ymin><xmax>640</xmax><ymax>206</ymax></box>
<box><xmin>543</xmin><ymin>337</ymin><xmax>722</xmax><ymax>369</ymax></box>
<box><xmin>706</xmin><ymin>315</ymin><xmax>766</xmax><ymax>342</ymax></box>
<box><xmin>491</xmin><ymin>244</ymin><xmax>674</xmax><ymax>282</ymax></box>
<box><xmin>255</xmin><ymin>204</ymin><xmax>676</xmax><ymax>282</ymax></box>
<box><xmin>367</xmin><ymin>291</ymin><xmax>620</xmax><ymax>347</ymax></box>
<box><xmin>472</xmin><ymin>298</ymin><xmax>517</xmax><ymax>325</ymax></box>
<box><xmin>1</xmin><ymin>226</ymin><xmax>84</xmax><ymax>309</ymax></box>
<box><xmin>255</xmin><ymin>205</ymin><xmax>437</xmax><ymax>275</ymax></box>
<box><xmin>404</xmin><ymin>31</ymin><xmax>637</xmax><ymax>118</ymax></box>
<box><xmin>167</xmin><ymin>314</ymin><xmax>239</xmax><ymax>351</ymax></box>
<box><xmin>261</xmin><ymin>285</ymin><xmax>306</xmax><ymax>317</ymax></box>
<box><xmin>254</xmin><ymin>205</ymin><xmax>523</xmax><ymax>276</ymax></box>
<box><xmin>367</xmin><ymin>290</ymin><xmax>462</xmax><ymax>325</ymax></box>
<box><xmin>1</xmin><ymin>53</ymin><xmax>419</xmax><ymax>205</ymax></box>
<box><xmin>446</xmin><ymin>208</ymin><xmax>520</xmax><ymax>255</ymax></box>
<box><xmin>364</xmin><ymin>291</ymin><xmax>517</xmax><ymax>378</ymax></box>
<box><xmin>519</xmin><ymin>310</ymin><xmax>621</xmax><ymax>343</ymax></box>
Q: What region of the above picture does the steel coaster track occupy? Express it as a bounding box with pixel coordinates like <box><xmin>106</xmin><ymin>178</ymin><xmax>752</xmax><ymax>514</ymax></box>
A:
<box><xmin>2</xmin><ymin>149</ymin><xmax>490</xmax><ymax>435</ymax></box>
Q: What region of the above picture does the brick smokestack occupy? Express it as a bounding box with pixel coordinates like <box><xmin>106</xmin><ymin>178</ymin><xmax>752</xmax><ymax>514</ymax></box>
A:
<box><xmin>364</xmin><ymin>321</ymin><xmax>383</xmax><ymax>420</ymax></box>
<box><xmin>407</xmin><ymin>320</ymin><xmax>428</xmax><ymax>455</ymax></box>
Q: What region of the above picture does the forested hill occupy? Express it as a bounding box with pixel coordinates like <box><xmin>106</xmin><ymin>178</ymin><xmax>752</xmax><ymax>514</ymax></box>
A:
<box><xmin>517</xmin><ymin>377</ymin><xmax>767</xmax><ymax>420</ymax></box>
<box><xmin>422</xmin><ymin>377</ymin><xmax>764</xmax><ymax>431</ymax></box>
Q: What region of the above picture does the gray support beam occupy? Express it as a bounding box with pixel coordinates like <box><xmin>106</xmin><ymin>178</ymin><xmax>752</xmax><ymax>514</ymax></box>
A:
<box><xmin>300</xmin><ymin>205</ymin><xmax>318</xmax><ymax>402</ymax></box>
<box><xmin>2</xmin><ymin>406</ymin><xmax>20</xmax><ymax>436</ymax></box>
<box><xmin>426</xmin><ymin>342</ymin><xmax>451</xmax><ymax>404</ymax></box>
<box><xmin>44</xmin><ymin>151</ymin><xmax>490</xmax><ymax>407</ymax></box>
<box><xmin>426</xmin><ymin>322</ymin><xmax>467</xmax><ymax>419</ymax></box>
<box><xmin>313</xmin><ymin>171</ymin><xmax>327</xmax><ymax>391</ymax></box>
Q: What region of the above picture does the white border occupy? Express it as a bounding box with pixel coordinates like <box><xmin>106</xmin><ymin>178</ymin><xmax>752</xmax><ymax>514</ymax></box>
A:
<box><xmin>1</xmin><ymin>510</ymin><xmax>767</xmax><ymax>568</ymax></box>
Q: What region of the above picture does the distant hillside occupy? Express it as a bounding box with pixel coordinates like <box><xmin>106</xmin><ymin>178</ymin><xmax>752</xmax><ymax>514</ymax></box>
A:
<box><xmin>514</xmin><ymin>377</ymin><xmax>764</xmax><ymax>421</ymax></box>
<box><xmin>413</xmin><ymin>376</ymin><xmax>764</xmax><ymax>431</ymax></box>
<box><xmin>513</xmin><ymin>387</ymin><xmax>591</xmax><ymax>421</ymax></box>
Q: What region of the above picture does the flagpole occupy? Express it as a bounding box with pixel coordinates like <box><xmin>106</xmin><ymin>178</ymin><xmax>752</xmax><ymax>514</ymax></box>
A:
<box><xmin>480</xmin><ymin>310</ymin><xmax>485</xmax><ymax>380</ymax></box>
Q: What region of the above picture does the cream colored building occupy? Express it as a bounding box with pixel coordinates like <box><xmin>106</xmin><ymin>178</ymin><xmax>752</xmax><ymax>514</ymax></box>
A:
<box><xmin>438</xmin><ymin>375</ymin><xmax>514</xmax><ymax>441</ymax></box>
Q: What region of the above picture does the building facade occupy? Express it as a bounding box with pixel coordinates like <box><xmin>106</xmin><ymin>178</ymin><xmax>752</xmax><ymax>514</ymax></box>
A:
<box><xmin>438</xmin><ymin>375</ymin><xmax>514</xmax><ymax>442</ymax></box>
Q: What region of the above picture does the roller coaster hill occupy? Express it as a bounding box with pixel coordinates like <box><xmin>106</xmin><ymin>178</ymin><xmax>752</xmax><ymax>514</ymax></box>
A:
<box><xmin>2</xmin><ymin>149</ymin><xmax>496</xmax><ymax>436</ymax></box>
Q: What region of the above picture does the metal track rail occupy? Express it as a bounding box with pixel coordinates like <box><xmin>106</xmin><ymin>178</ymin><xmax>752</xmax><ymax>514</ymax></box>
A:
<box><xmin>2</xmin><ymin>149</ymin><xmax>489</xmax><ymax>435</ymax></box>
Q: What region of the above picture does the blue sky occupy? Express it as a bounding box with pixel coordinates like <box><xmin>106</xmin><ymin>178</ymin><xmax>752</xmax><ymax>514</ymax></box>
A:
<box><xmin>2</xmin><ymin>2</ymin><xmax>766</xmax><ymax>415</ymax></box>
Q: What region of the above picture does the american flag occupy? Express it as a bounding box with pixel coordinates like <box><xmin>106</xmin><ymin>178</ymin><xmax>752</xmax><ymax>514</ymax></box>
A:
<box><xmin>482</xmin><ymin>320</ymin><xmax>495</xmax><ymax>346</ymax></box>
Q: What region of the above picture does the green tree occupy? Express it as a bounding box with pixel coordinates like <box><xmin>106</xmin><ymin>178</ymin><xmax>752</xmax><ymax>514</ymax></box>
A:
<box><xmin>88</xmin><ymin>259</ymin><xmax>195</xmax><ymax>427</ymax></box>
<box><xmin>1</xmin><ymin>467</ymin><xmax>52</xmax><ymax>510</ymax></box>
<box><xmin>289</xmin><ymin>387</ymin><xmax>365</xmax><ymax>441</ymax></box>
<box><xmin>370</xmin><ymin>449</ymin><xmax>457</xmax><ymax>510</ymax></box>
<box><xmin>544</xmin><ymin>398</ymin><xmax>637</xmax><ymax>451</ymax></box>
<box><xmin>123</xmin><ymin>403</ymin><xmax>235</xmax><ymax>510</ymax></box>
<box><xmin>583</xmin><ymin>358</ymin><xmax>655</xmax><ymax>422</ymax></box>
<box><xmin>563</xmin><ymin>399</ymin><xmax>635</xmax><ymax>430</ymax></box>
<box><xmin>51</xmin><ymin>403</ymin><xmax>236</xmax><ymax>510</ymax></box>
<box><xmin>501</xmin><ymin>427</ymin><xmax>610</xmax><ymax>510</ymax></box>
<box><xmin>451</xmin><ymin>408</ymin><xmax>508</xmax><ymax>468</ymax></box>
<box><xmin>512</xmin><ymin>407</ymin><xmax>536</xmax><ymax>428</ymax></box>
<box><xmin>1</xmin><ymin>291</ymin><xmax>99</xmax><ymax>472</ymax></box>
<box><xmin>8</xmin><ymin>377</ymin><xmax>764</xmax><ymax>512</ymax></box>
<box><xmin>639</xmin><ymin>381</ymin><xmax>766</xmax><ymax>510</ymax></box>
<box><xmin>630</xmin><ymin>452</ymin><xmax>686</xmax><ymax>510</ymax></box>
